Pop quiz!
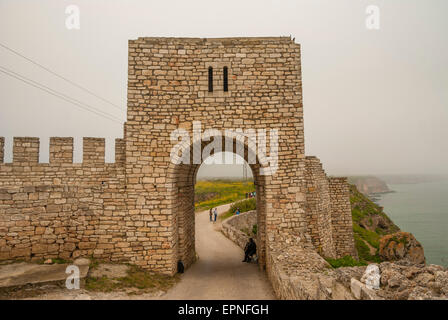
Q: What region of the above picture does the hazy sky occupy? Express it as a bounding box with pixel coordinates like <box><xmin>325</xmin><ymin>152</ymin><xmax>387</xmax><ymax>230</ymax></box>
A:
<box><xmin>0</xmin><ymin>0</ymin><xmax>447</xmax><ymax>177</ymax></box>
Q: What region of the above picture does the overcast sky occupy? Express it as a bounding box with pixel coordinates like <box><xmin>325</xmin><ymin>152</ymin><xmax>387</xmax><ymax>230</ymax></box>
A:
<box><xmin>0</xmin><ymin>0</ymin><xmax>447</xmax><ymax>177</ymax></box>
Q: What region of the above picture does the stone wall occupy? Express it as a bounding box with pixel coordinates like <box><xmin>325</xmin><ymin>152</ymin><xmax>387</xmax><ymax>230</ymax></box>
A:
<box><xmin>0</xmin><ymin>184</ymin><xmax>127</xmax><ymax>262</ymax></box>
<box><xmin>329</xmin><ymin>178</ymin><xmax>358</xmax><ymax>258</ymax></box>
<box><xmin>221</xmin><ymin>210</ymin><xmax>257</xmax><ymax>250</ymax></box>
<box><xmin>0</xmin><ymin>137</ymin><xmax>129</xmax><ymax>263</ymax></box>
<box><xmin>304</xmin><ymin>156</ymin><xmax>357</xmax><ymax>259</ymax></box>
<box><xmin>0</xmin><ymin>137</ymin><xmax>125</xmax><ymax>187</ymax></box>
<box><xmin>304</xmin><ymin>156</ymin><xmax>335</xmax><ymax>258</ymax></box>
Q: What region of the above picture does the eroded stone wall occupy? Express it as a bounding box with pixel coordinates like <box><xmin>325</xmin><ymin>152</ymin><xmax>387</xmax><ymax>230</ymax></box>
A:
<box><xmin>266</xmin><ymin>240</ymin><xmax>353</xmax><ymax>300</ymax></box>
<box><xmin>221</xmin><ymin>210</ymin><xmax>257</xmax><ymax>250</ymax></box>
<box><xmin>304</xmin><ymin>157</ymin><xmax>357</xmax><ymax>259</ymax></box>
<box><xmin>329</xmin><ymin>178</ymin><xmax>358</xmax><ymax>258</ymax></box>
<box><xmin>304</xmin><ymin>156</ymin><xmax>335</xmax><ymax>258</ymax></box>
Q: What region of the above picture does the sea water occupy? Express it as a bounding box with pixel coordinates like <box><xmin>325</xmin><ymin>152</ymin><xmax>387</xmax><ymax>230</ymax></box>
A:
<box><xmin>377</xmin><ymin>181</ymin><xmax>448</xmax><ymax>267</ymax></box>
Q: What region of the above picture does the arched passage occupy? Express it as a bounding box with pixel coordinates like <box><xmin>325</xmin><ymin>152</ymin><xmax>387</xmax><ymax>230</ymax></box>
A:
<box><xmin>167</xmin><ymin>134</ymin><xmax>268</xmax><ymax>271</ymax></box>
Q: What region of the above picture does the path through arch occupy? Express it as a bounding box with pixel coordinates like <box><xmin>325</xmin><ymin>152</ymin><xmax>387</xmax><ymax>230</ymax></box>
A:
<box><xmin>161</xmin><ymin>203</ymin><xmax>274</xmax><ymax>299</ymax></box>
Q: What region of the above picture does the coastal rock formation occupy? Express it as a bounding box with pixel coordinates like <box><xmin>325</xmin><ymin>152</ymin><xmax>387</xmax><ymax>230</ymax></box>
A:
<box><xmin>379</xmin><ymin>232</ymin><xmax>425</xmax><ymax>265</ymax></box>
<box><xmin>377</xmin><ymin>262</ymin><xmax>448</xmax><ymax>300</ymax></box>
<box><xmin>348</xmin><ymin>176</ymin><xmax>391</xmax><ymax>195</ymax></box>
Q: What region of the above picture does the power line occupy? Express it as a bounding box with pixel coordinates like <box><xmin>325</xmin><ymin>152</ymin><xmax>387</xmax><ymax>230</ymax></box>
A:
<box><xmin>0</xmin><ymin>42</ymin><xmax>125</xmax><ymax>112</ymax></box>
<box><xmin>0</xmin><ymin>66</ymin><xmax>123</xmax><ymax>125</ymax></box>
<box><xmin>0</xmin><ymin>64</ymin><xmax>122</xmax><ymax>122</ymax></box>
<box><xmin>0</xmin><ymin>67</ymin><xmax>122</xmax><ymax>124</ymax></box>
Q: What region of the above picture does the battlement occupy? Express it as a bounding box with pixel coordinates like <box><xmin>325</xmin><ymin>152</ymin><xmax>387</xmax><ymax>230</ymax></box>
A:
<box><xmin>131</xmin><ymin>36</ymin><xmax>295</xmax><ymax>45</ymax></box>
<box><xmin>0</xmin><ymin>137</ymin><xmax>125</xmax><ymax>164</ymax></box>
<box><xmin>13</xmin><ymin>137</ymin><xmax>40</xmax><ymax>163</ymax></box>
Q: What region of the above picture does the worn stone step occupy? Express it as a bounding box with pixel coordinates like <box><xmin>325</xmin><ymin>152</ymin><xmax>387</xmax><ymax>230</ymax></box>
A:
<box><xmin>0</xmin><ymin>261</ymin><xmax>89</xmax><ymax>288</ymax></box>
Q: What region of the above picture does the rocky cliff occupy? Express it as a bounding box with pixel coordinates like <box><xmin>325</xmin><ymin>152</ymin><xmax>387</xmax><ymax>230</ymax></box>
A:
<box><xmin>348</xmin><ymin>176</ymin><xmax>391</xmax><ymax>195</ymax></box>
<box><xmin>349</xmin><ymin>184</ymin><xmax>401</xmax><ymax>263</ymax></box>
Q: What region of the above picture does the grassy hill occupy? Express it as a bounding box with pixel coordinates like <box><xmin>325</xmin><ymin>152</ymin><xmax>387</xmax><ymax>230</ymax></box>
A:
<box><xmin>194</xmin><ymin>179</ymin><xmax>255</xmax><ymax>211</ymax></box>
<box><xmin>349</xmin><ymin>184</ymin><xmax>400</xmax><ymax>263</ymax></box>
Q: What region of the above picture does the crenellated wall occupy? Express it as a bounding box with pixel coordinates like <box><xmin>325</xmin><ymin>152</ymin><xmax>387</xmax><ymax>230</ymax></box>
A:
<box><xmin>0</xmin><ymin>136</ymin><xmax>129</xmax><ymax>262</ymax></box>
<box><xmin>0</xmin><ymin>137</ymin><xmax>126</xmax><ymax>187</ymax></box>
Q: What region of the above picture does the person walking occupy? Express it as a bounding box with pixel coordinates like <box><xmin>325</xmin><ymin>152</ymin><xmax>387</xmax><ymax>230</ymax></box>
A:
<box><xmin>235</xmin><ymin>208</ymin><xmax>240</xmax><ymax>215</ymax></box>
<box><xmin>209</xmin><ymin>208</ymin><xmax>213</xmax><ymax>222</ymax></box>
<box><xmin>213</xmin><ymin>207</ymin><xmax>218</xmax><ymax>222</ymax></box>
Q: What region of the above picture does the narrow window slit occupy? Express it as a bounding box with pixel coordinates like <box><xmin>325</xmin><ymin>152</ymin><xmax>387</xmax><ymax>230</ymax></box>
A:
<box><xmin>208</xmin><ymin>67</ymin><xmax>213</xmax><ymax>92</ymax></box>
<box><xmin>223</xmin><ymin>66</ymin><xmax>228</xmax><ymax>92</ymax></box>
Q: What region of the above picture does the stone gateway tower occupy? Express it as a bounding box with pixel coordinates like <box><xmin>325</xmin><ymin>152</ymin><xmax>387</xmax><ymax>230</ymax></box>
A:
<box><xmin>0</xmin><ymin>37</ymin><xmax>356</xmax><ymax>276</ymax></box>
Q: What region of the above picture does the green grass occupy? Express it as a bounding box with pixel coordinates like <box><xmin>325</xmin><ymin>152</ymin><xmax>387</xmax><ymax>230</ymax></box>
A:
<box><xmin>325</xmin><ymin>255</ymin><xmax>367</xmax><ymax>268</ymax></box>
<box><xmin>353</xmin><ymin>223</ymin><xmax>380</xmax><ymax>249</ymax></box>
<box><xmin>195</xmin><ymin>179</ymin><xmax>255</xmax><ymax>212</ymax></box>
<box><xmin>241</xmin><ymin>224</ymin><xmax>258</xmax><ymax>237</ymax></box>
<box><xmin>85</xmin><ymin>265</ymin><xmax>179</xmax><ymax>293</ymax></box>
<box><xmin>220</xmin><ymin>198</ymin><xmax>256</xmax><ymax>220</ymax></box>
<box><xmin>252</xmin><ymin>224</ymin><xmax>258</xmax><ymax>235</ymax></box>
<box><xmin>89</xmin><ymin>257</ymin><xmax>100</xmax><ymax>270</ymax></box>
<box><xmin>354</xmin><ymin>234</ymin><xmax>382</xmax><ymax>263</ymax></box>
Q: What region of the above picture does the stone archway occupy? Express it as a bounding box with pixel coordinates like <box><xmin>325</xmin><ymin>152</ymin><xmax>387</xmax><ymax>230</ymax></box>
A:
<box><xmin>167</xmin><ymin>134</ymin><xmax>268</xmax><ymax>271</ymax></box>
<box><xmin>124</xmin><ymin>37</ymin><xmax>312</xmax><ymax>276</ymax></box>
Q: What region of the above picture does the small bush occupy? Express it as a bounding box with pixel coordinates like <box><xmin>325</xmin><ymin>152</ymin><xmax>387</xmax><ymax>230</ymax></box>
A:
<box><xmin>252</xmin><ymin>224</ymin><xmax>258</xmax><ymax>235</ymax></box>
